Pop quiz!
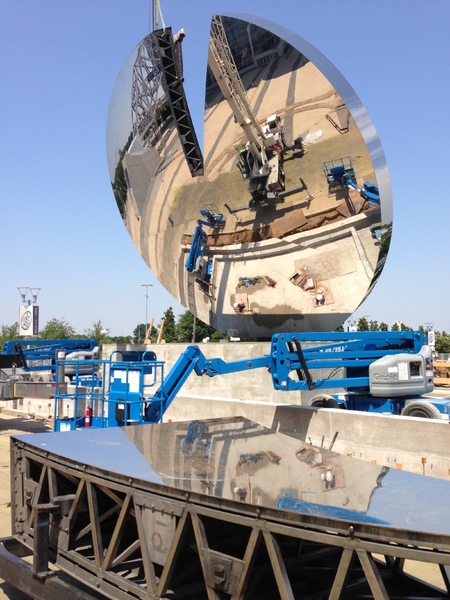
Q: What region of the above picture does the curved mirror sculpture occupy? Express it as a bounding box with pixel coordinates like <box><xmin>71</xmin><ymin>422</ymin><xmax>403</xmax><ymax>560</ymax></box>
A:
<box><xmin>107</xmin><ymin>15</ymin><xmax>391</xmax><ymax>338</ymax></box>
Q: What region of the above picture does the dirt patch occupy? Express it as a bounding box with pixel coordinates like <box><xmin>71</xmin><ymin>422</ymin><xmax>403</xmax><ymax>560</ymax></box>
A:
<box><xmin>182</xmin><ymin>202</ymin><xmax>374</xmax><ymax>247</ymax></box>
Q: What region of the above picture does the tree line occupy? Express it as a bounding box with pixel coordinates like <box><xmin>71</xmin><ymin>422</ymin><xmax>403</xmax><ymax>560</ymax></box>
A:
<box><xmin>0</xmin><ymin>308</ymin><xmax>228</xmax><ymax>350</ymax></box>
<box><xmin>1</xmin><ymin>311</ymin><xmax>450</xmax><ymax>353</ymax></box>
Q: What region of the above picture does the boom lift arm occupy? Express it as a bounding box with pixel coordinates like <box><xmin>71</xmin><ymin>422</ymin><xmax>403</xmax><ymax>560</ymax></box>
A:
<box><xmin>1</xmin><ymin>339</ymin><xmax>99</xmax><ymax>373</ymax></box>
<box><xmin>323</xmin><ymin>157</ymin><xmax>380</xmax><ymax>205</ymax></box>
<box><xmin>144</xmin><ymin>330</ymin><xmax>434</xmax><ymax>421</ymax></box>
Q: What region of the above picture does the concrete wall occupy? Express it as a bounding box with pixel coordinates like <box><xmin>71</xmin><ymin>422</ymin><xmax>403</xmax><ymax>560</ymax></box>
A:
<box><xmin>105</xmin><ymin>342</ymin><xmax>297</xmax><ymax>404</ymax></box>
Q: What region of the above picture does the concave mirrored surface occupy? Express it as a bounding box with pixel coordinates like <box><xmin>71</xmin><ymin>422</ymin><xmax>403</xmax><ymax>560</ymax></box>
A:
<box><xmin>106</xmin><ymin>14</ymin><xmax>392</xmax><ymax>338</ymax></box>
<box><xmin>16</xmin><ymin>417</ymin><xmax>450</xmax><ymax>536</ymax></box>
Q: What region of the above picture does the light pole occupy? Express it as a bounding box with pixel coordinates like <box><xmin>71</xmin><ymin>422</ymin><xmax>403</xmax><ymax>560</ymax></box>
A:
<box><xmin>18</xmin><ymin>287</ymin><xmax>41</xmax><ymax>306</ymax></box>
<box><xmin>347</xmin><ymin>318</ymin><xmax>357</xmax><ymax>332</ymax></box>
<box><xmin>141</xmin><ymin>284</ymin><xmax>153</xmax><ymax>343</ymax></box>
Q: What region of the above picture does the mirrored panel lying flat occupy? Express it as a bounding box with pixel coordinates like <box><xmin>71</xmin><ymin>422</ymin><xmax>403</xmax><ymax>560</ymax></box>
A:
<box><xmin>107</xmin><ymin>15</ymin><xmax>392</xmax><ymax>338</ymax></box>
<box><xmin>15</xmin><ymin>417</ymin><xmax>450</xmax><ymax>537</ymax></box>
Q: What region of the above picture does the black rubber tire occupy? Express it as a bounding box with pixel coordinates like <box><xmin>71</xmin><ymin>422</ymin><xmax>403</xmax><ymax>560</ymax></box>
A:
<box><xmin>308</xmin><ymin>394</ymin><xmax>340</xmax><ymax>409</ymax></box>
<box><xmin>401</xmin><ymin>400</ymin><xmax>442</xmax><ymax>419</ymax></box>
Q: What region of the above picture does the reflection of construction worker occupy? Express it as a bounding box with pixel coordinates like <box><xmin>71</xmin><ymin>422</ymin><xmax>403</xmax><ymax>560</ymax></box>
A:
<box><xmin>321</xmin><ymin>468</ymin><xmax>336</xmax><ymax>489</ymax></box>
<box><xmin>314</xmin><ymin>287</ymin><xmax>325</xmax><ymax>305</ymax></box>
<box><xmin>234</xmin><ymin>486</ymin><xmax>247</xmax><ymax>501</ymax></box>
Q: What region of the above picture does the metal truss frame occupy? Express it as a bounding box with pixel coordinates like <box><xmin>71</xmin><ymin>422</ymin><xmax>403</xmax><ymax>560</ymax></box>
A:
<box><xmin>3</xmin><ymin>439</ymin><xmax>450</xmax><ymax>600</ymax></box>
<box><xmin>131</xmin><ymin>34</ymin><xmax>163</xmax><ymax>141</ymax></box>
<box><xmin>154</xmin><ymin>27</ymin><xmax>204</xmax><ymax>178</ymax></box>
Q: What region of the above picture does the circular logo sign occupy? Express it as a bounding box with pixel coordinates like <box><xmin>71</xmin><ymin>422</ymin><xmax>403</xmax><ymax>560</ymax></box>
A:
<box><xmin>21</xmin><ymin>310</ymin><xmax>32</xmax><ymax>330</ymax></box>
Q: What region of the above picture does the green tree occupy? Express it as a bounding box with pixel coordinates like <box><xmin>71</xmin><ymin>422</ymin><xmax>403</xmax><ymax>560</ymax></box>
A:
<box><xmin>133</xmin><ymin>323</ymin><xmax>146</xmax><ymax>343</ymax></box>
<box><xmin>160</xmin><ymin>307</ymin><xmax>177</xmax><ymax>343</ymax></box>
<box><xmin>112</xmin><ymin>132</ymin><xmax>133</xmax><ymax>217</ymax></box>
<box><xmin>0</xmin><ymin>322</ymin><xmax>19</xmax><ymax>349</ymax></box>
<box><xmin>435</xmin><ymin>331</ymin><xmax>450</xmax><ymax>354</ymax></box>
<box><xmin>39</xmin><ymin>317</ymin><xmax>75</xmax><ymax>339</ymax></box>
<box><xmin>84</xmin><ymin>320</ymin><xmax>112</xmax><ymax>349</ymax></box>
<box><xmin>133</xmin><ymin>323</ymin><xmax>157</xmax><ymax>343</ymax></box>
<box><xmin>379</xmin><ymin>322</ymin><xmax>389</xmax><ymax>331</ymax></box>
<box><xmin>391</xmin><ymin>322</ymin><xmax>412</xmax><ymax>331</ymax></box>
<box><xmin>368</xmin><ymin>320</ymin><xmax>379</xmax><ymax>331</ymax></box>
<box><xmin>176</xmin><ymin>310</ymin><xmax>227</xmax><ymax>343</ymax></box>
<box><xmin>358</xmin><ymin>317</ymin><xmax>369</xmax><ymax>331</ymax></box>
<box><xmin>111</xmin><ymin>335</ymin><xmax>134</xmax><ymax>345</ymax></box>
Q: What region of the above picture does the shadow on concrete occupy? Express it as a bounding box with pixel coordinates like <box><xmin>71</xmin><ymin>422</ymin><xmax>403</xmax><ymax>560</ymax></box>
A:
<box><xmin>0</xmin><ymin>412</ymin><xmax>52</xmax><ymax>435</ymax></box>
<box><xmin>270</xmin><ymin>404</ymin><xmax>316</xmax><ymax>440</ymax></box>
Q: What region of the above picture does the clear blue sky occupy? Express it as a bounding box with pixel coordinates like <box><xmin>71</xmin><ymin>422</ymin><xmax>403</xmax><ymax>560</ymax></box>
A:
<box><xmin>1</xmin><ymin>1</ymin><xmax>449</xmax><ymax>336</ymax></box>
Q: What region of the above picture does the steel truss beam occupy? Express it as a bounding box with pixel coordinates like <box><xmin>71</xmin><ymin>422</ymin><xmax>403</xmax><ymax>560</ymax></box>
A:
<box><xmin>3</xmin><ymin>442</ymin><xmax>450</xmax><ymax>600</ymax></box>
<box><xmin>154</xmin><ymin>27</ymin><xmax>204</xmax><ymax>178</ymax></box>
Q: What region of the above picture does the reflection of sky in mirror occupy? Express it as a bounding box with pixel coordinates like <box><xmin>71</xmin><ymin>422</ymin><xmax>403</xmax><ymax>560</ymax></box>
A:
<box><xmin>15</xmin><ymin>428</ymin><xmax>165</xmax><ymax>484</ymax></box>
<box><xmin>106</xmin><ymin>47</ymin><xmax>138</xmax><ymax>181</ymax></box>
<box><xmin>367</xmin><ymin>468</ymin><xmax>448</xmax><ymax>535</ymax></box>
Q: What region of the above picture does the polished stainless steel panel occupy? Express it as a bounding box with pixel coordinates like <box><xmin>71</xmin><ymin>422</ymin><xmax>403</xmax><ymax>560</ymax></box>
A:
<box><xmin>16</xmin><ymin>417</ymin><xmax>449</xmax><ymax>536</ymax></box>
<box><xmin>107</xmin><ymin>15</ymin><xmax>391</xmax><ymax>337</ymax></box>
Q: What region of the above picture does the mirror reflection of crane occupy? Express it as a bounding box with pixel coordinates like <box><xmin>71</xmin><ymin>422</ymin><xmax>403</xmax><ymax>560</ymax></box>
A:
<box><xmin>208</xmin><ymin>16</ymin><xmax>286</xmax><ymax>205</ymax></box>
<box><xmin>208</xmin><ymin>16</ymin><xmax>305</xmax><ymax>206</ymax></box>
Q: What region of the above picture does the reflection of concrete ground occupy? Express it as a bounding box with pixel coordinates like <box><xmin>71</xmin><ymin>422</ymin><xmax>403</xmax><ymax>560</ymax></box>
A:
<box><xmin>209</xmin><ymin>427</ymin><xmax>385</xmax><ymax>515</ymax></box>
<box><xmin>202</xmin><ymin>210</ymin><xmax>380</xmax><ymax>337</ymax></box>
<box><xmin>140</xmin><ymin>418</ymin><xmax>385</xmax><ymax>515</ymax></box>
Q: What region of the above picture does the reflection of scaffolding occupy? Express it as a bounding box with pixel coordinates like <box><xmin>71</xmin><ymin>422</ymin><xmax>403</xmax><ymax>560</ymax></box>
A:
<box><xmin>131</xmin><ymin>34</ymin><xmax>163</xmax><ymax>143</ymax></box>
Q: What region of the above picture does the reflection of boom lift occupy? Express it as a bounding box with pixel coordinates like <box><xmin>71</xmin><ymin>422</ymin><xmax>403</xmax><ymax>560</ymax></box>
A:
<box><xmin>185</xmin><ymin>224</ymin><xmax>210</xmax><ymax>278</ymax></box>
<box><xmin>185</xmin><ymin>206</ymin><xmax>224</xmax><ymax>282</ymax></box>
<box><xmin>323</xmin><ymin>157</ymin><xmax>380</xmax><ymax>205</ymax></box>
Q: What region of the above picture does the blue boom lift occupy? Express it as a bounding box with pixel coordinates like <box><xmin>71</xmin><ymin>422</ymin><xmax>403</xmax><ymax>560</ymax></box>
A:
<box><xmin>323</xmin><ymin>157</ymin><xmax>380</xmax><ymax>205</ymax></box>
<box><xmin>0</xmin><ymin>339</ymin><xmax>99</xmax><ymax>401</ymax></box>
<box><xmin>53</xmin><ymin>330</ymin><xmax>449</xmax><ymax>431</ymax></box>
<box><xmin>0</xmin><ymin>339</ymin><xmax>98</xmax><ymax>373</ymax></box>
<box><xmin>185</xmin><ymin>205</ymin><xmax>224</xmax><ymax>282</ymax></box>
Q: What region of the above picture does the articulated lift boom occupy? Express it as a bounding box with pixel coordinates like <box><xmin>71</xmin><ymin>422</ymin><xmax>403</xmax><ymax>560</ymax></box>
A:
<box><xmin>143</xmin><ymin>329</ymin><xmax>441</xmax><ymax>422</ymax></box>
<box><xmin>51</xmin><ymin>329</ymin><xmax>444</xmax><ymax>431</ymax></box>
<box><xmin>52</xmin><ymin>332</ymin><xmax>447</xmax><ymax>432</ymax></box>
